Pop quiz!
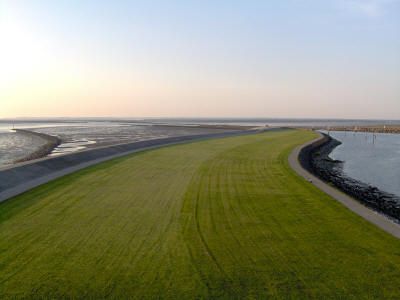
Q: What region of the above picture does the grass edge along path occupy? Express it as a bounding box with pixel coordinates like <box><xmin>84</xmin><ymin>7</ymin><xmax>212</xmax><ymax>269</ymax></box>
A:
<box><xmin>1</xmin><ymin>129</ymin><xmax>400</xmax><ymax>299</ymax></box>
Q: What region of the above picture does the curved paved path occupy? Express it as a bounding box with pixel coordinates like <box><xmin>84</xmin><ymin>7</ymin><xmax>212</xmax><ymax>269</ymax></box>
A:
<box><xmin>288</xmin><ymin>131</ymin><xmax>400</xmax><ymax>239</ymax></box>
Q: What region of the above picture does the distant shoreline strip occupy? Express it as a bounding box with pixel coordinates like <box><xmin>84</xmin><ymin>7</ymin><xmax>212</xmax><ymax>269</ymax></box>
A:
<box><xmin>315</xmin><ymin>127</ymin><xmax>400</xmax><ymax>134</ymax></box>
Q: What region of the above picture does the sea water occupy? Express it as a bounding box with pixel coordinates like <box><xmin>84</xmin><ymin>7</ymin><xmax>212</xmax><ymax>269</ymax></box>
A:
<box><xmin>325</xmin><ymin>130</ymin><xmax>400</xmax><ymax>198</ymax></box>
<box><xmin>0</xmin><ymin>131</ymin><xmax>48</xmax><ymax>167</ymax></box>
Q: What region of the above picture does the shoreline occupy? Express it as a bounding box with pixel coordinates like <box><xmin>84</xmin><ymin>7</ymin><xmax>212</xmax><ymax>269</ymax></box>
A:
<box><xmin>12</xmin><ymin>129</ymin><xmax>61</xmax><ymax>163</ymax></box>
<box><xmin>288</xmin><ymin>132</ymin><xmax>400</xmax><ymax>239</ymax></box>
<box><xmin>298</xmin><ymin>132</ymin><xmax>400</xmax><ymax>223</ymax></box>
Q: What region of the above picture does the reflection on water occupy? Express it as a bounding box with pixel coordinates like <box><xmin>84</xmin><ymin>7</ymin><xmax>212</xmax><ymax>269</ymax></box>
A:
<box><xmin>49</xmin><ymin>140</ymin><xmax>96</xmax><ymax>156</ymax></box>
<box><xmin>0</xmin><ymin>131</ymin><xmax>48</xmax><ymax>167</ymax></box>
<box><xmin>325</xmin><ymin>130</ymin><xmax>400</xmax><ymax>198</ymax></box>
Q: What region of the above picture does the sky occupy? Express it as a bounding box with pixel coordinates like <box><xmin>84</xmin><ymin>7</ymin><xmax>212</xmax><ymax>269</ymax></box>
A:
<box><xmin>0</xmin><ymin>0</ymin><xmax>399</xmax><ymax>119</ymax></box>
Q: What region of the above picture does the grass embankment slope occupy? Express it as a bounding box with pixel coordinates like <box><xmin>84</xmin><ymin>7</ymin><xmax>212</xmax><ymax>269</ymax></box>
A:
<box><xmin>1</xmin><ymin>130</ymin><xmax>400</xmax><ymax>299</ymax></box>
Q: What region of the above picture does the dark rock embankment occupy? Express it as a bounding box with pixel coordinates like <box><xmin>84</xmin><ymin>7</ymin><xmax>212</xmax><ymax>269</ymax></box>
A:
<box><xmin>13</xmin><ymin>129</ymin><xmax>61</xmax><ymax>163</ymax></box>
<box><xmin>299</xmin><ymin>133</ymin><xmax>400</xmax><ymax>222</ymax></box>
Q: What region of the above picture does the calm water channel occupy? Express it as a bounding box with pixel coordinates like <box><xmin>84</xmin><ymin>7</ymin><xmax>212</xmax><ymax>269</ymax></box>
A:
<box><xmin>326</xmin><ymin>130</ymin><xmax>400</xmax><ymax>198</ymax></box>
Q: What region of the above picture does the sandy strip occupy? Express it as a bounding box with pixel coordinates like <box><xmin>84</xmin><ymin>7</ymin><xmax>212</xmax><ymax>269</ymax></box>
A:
<box><xmin>288</xmin><ymin>131</ymin><xmax>400</xmax><ymax>239</ymax></box>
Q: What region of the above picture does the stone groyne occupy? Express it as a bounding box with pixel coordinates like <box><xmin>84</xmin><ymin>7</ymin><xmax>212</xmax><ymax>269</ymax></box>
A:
<box><xmin>299</xmin><ymin>132</ymin><xmax>400</xmax><ymax>222</ymax></box>
<box><xmin>13</xmin><ymin>129</ymin><xmax>61</xmax><ymax>163</ymax></box>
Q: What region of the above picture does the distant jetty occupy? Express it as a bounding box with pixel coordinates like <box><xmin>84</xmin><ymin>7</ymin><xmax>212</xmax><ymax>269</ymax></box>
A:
<box><xmin>12</xmin><ymin>129</ymin><xmax>61</xmax><ymax>163</ymax></box>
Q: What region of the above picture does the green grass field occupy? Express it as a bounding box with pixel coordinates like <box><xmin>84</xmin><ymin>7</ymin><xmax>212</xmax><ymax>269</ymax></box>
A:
<box><xmin>1</xmin><ymin>129</ymin><xmax>400</xmax><ymax>299</ymax></box>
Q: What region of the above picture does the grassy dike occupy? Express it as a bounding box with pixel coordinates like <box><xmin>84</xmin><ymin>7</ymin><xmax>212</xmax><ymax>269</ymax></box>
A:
<box><xmin>1</xmin><ymin>129</ymin><xmax>400</xmax><ymax>299</ymax></box>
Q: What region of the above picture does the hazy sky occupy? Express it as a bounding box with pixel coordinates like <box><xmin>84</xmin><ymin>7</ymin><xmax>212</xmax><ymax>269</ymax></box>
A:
<box><xmin>1</xmin><ymin>0</ymin><xmax>399</xmax><ymax>119</ymax></box>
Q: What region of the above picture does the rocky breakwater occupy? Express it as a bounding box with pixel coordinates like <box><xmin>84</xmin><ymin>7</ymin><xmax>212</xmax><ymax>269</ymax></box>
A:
<box><xmin>299</xmin><ymin>132</ymin><xmax>400</xmax><ymax>222</ymax></box>
<box><xmin>13</xmin><ymin>129</ymin><xmax>61</xmax><ymax>163</ymax></box>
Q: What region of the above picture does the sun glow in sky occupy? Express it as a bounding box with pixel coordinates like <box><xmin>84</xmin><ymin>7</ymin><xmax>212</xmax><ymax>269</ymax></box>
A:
<box><xmin>1</xmin><ymin>0</ymin><xmax>399</xmax><ymax>119</ymax></box>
